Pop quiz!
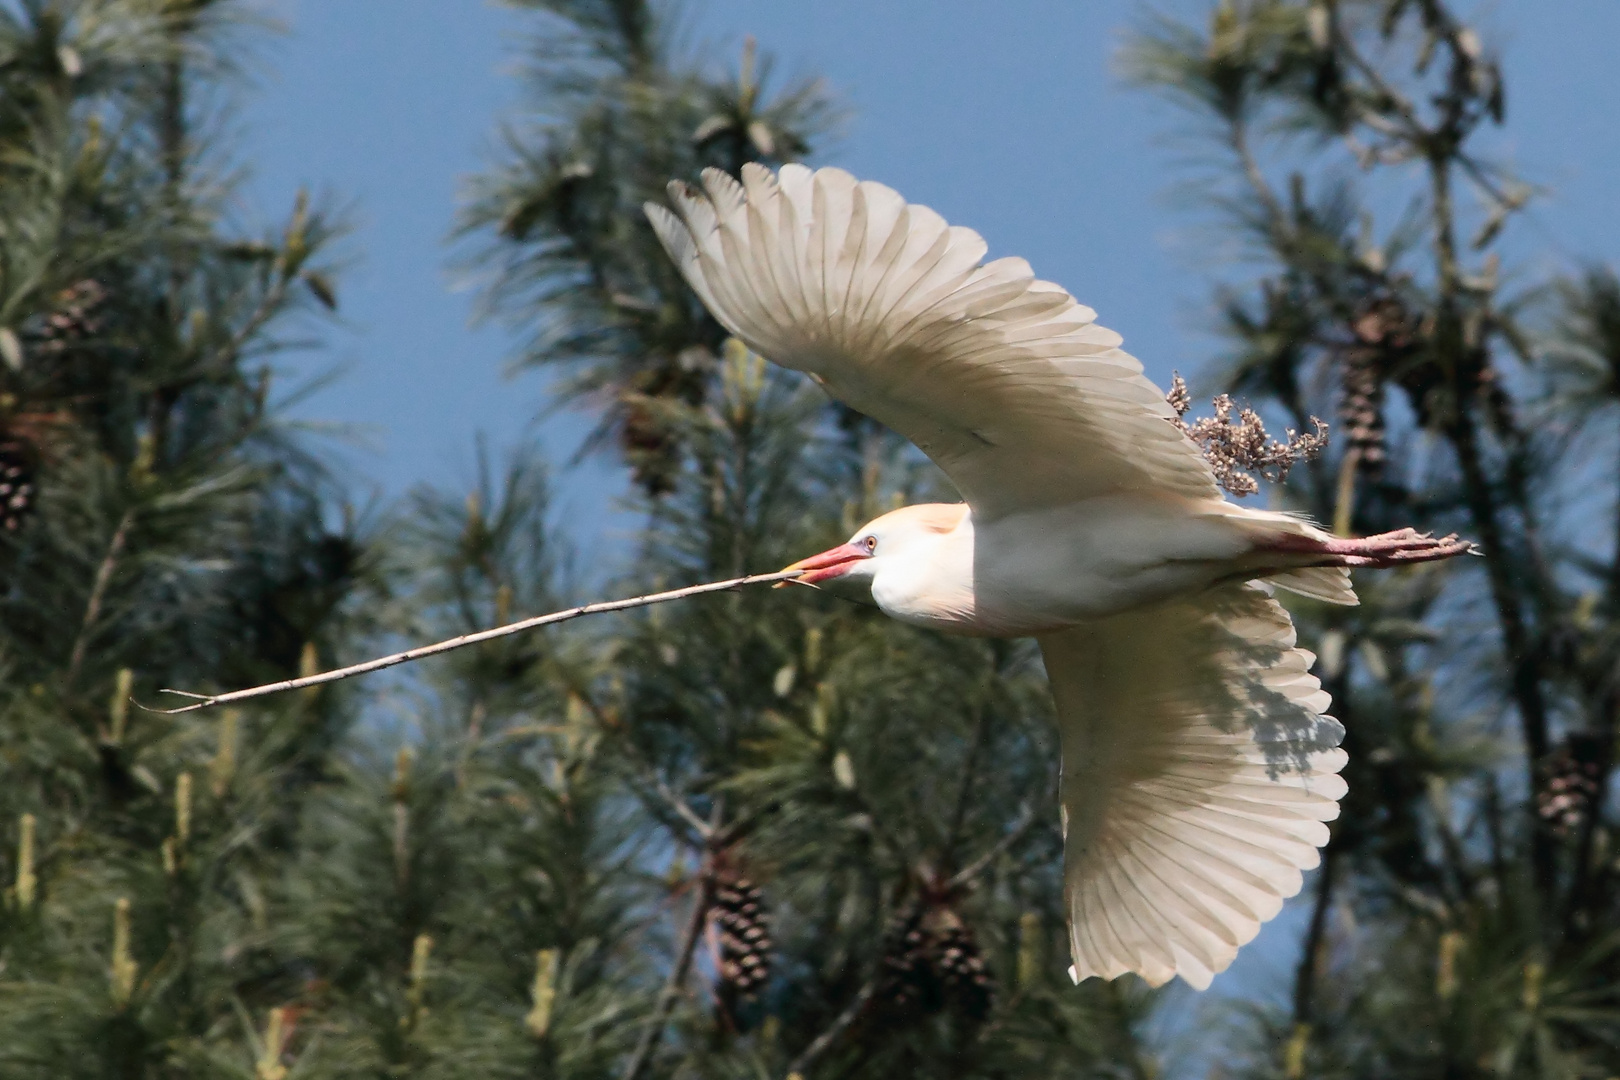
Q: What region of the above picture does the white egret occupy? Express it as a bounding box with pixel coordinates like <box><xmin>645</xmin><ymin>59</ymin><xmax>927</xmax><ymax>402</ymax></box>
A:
<box><xmin>647</xmin><ymin>163</ymin><xmax>1471</xmax><ymax>990</ymax></box>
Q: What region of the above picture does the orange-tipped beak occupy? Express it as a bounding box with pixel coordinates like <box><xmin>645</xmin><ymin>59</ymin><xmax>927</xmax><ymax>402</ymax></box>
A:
<box><xmin>775</xmin><ymin>543</ymin><xmax>870</xmax><ymax>588</ymax></box>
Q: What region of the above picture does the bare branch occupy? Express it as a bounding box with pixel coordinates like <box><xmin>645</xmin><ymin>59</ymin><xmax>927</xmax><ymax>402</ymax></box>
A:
<box><xmin>140</xmin><ymin>570</ymin><xmax>803</xmax><ymax>715</ymax></box>
<box><xmin>1231</xmin><ymin>116</ymin><xmax>1288</xmax><ymax>234</ymax></box>
<box><xmin>650</xmin><ymin>769</ymin><xmax>716</xmax><ymax>842</ymax></box>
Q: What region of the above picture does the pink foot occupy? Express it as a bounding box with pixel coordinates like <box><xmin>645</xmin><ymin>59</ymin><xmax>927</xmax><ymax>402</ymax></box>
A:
<box><xmin>1268</xmin><ymin>528</ymin><xmax>1479</xmax><ymax>568</ymax></box>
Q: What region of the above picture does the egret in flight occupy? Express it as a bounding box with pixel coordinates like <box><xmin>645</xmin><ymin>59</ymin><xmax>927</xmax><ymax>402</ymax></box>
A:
<box><xmin>647</xmin><ymin>164</ymin><xmax>1470</xmax><ymax>990</ymax></box>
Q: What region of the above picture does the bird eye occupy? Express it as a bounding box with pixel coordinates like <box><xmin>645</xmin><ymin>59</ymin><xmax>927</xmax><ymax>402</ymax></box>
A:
<box><xmin>863</xmin><ymin>535</ymin><xmax>877</xmax><ymax>553</ymax></box>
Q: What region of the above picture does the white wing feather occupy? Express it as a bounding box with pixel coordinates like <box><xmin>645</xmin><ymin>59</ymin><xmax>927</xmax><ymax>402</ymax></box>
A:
<box><xmin>647</xmin><ymin>163</ymin><xmax>1219</xmax><ymax>520</ymax></box>
<box><xmin>1038</xmin><ymin>584</ymin><xmax>1345</xmax><ymax>990</ymax></box>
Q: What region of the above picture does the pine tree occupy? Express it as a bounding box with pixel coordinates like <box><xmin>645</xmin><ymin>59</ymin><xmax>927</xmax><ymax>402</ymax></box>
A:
<box><xmin>0</xmin><ymin>2</ymin><xmax>361</xmax><ymax>1076</ymax></box>
<box><xmin>281</xmin><ymin>449</ymin><xmax>655</xmax><ymax>1078</ymax></box>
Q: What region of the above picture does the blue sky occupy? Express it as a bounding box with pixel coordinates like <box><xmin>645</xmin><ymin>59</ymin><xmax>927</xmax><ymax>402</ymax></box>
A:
<box><xmin>235</xmin><ymin>0</ymin><xmax>1620</xmax><ymax>1031</ymax></box>
<box><xmin>241</xmin><ymin>1</ymin><xmax>1620</xmax><ymax>532</ymax></box>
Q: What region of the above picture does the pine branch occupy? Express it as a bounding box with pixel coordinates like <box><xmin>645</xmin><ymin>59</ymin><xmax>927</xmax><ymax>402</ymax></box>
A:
<box><xmin>1291</xmin><ymin>843</ymin><xmax>1337</xmax><ymax>1029</ymax></box>
<box><xmin>141</xmin><ymin>570</ymin><xmax>803</xmax><ymax>714</ymax></box>
<box><xmin>622</xmin><ymin>828</ymin><xmax>721</xmax><ymax>1080</ymax></box>
<box><xmin>779</xmin><ymin>794</ymin><xmax>1048</xmax><ymax>1078</ymax></box>
<box><xmin>66</xmin><ymin>507</ymin><xmax>136</xmax><ymax>688</ymax></box>
<box><xmin>946</xmin><ymin>790</ymin><xmax>1048</xmax><ymax>892</ymax></box>
<box><xmin>641</xmin><ymin>762</ymin><xmax>715</xmax><ymax>843</ymax></box>
<box><xmin>784</xmin><ymin>976</ymin><xmax>878</xmax><ymax>1079</ymax></box>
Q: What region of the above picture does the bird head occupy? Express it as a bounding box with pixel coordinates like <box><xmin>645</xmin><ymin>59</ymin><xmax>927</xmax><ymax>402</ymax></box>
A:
<box><xmin>778</xmin><ymin>503</ymin><xmax>970</xmax><ymax>599</ymax></box>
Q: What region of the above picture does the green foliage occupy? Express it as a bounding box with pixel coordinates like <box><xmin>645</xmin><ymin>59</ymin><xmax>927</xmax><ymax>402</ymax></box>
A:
<box><xmin>0</xmin><ymin>1</ymin><xmax>362</xmax><ymax>1076</ymax></box>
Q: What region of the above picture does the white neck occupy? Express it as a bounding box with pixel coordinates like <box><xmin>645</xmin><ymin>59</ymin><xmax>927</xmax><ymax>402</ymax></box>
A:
<box><xmin>869</xmin><ymin>514</ymin><xmax>982</xmax><ymax>632</ymax></box>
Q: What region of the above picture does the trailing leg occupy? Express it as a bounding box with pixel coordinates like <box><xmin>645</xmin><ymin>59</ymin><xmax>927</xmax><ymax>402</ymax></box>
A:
<box><xmin>1262</xmin><ymin>527</ymin><xmax>1478</xmax><ymax>569</ymax></box>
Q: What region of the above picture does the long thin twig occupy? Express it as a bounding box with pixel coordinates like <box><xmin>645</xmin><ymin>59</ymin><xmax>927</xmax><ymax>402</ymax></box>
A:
<box><xmin>140</xmin><ymin>570</ymin><xmax>803</xmax><ymax>715</ymax></box>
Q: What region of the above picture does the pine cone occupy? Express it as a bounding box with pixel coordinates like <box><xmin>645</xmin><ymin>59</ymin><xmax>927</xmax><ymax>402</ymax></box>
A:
<box><xmin>876</xmin><ymin>903</ymin><xmax>994</xmax><ymax>1024</ymax></box>
<box><xmin>712</xmin><ymin>870</ymin><xmax>773</xmax><ymax>1003</ymax></box>
<box><xmin>878</xmin><ymin>908</ymin><xmax>940</xmax><ymax>1014</ymax></box>
<box><xmin>1339</xmin><ymin>347</ymin><xmax>1386</xmax><ymax>478</ymax></box>
<box><xmin>35</xmin><ymin>279</ymin><xmax>106</xmax><ymax>355</ymax></box>
<box><xmin>933</xmin><ymin>922</ymin><xmax>993</xmax><ymax>1023</ymax></box>
<box><xmin>1337</xmin><ymin>298</ymin><xmax>1411</xmax><ymax>478</ymax></box>
<box><xmin>1538</xmin><ymin>733</ymin><xmax>1607</xmax><ymax>838</ymax></box>
<box><xmin>0</xmin><ymin>438</ymin><xmax>37</xmax><ymax>532</ymax></box>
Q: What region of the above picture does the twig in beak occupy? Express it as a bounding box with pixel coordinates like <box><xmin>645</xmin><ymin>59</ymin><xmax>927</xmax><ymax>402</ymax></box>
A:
<box><xmin>138</xmin><ymin>569</ymin><xmax>805</xmax><ymax>715</ymax></box>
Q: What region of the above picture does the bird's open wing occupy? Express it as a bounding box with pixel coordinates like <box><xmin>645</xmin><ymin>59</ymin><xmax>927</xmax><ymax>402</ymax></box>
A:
<box><xmin>1037</xmin><ymin>583</ymin><xmax>1344</xmax><ymax>990</ymax></box>
<box><xmin>646</xmin><ymin>164</ymin><xmax>1218</xmax><ymax>520</ymax></box>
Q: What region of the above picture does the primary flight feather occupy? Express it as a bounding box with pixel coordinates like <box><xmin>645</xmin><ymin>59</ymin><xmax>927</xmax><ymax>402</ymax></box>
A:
<box><xmin>647</xmin><ymin>162</ymin><xmax>1471</xmax><ymax>990</ymax></box>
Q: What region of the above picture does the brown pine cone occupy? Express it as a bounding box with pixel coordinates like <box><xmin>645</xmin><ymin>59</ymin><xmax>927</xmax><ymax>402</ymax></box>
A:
<box><xmin>35</xmin><ymin>280</ymin><xmax>107</xmax><ymax>354</ymax></box>
<box><xmin>0</xmin><ymin>439</ymin><xmax>36</xmax><ymax>532</ymax></box>
<box><xmin>1337</xmin><ymin>297</ymin><xmax>1414</xmax><ymax>478</ymax></box>
<box><xmin>876</xmin><ymin>902</ymin><xmax>994</xmax><ymax>1024</ymax></box>
<box><xmin>713</xmin><ymin>870</ymin><xmax>773</xmax><ymax>1002</ymax></box>
<box><xmin>933</xmin><ymin>923</ymin><xmax>993</xmax><ymax>1023</ymax></box>
<box><xmin>878</xmin><ymin>908</ymin><xmax>939</xmax><ymax>1014</ymax></box>
<box><xmin>1538</xmin><ymin>733</ymin><xmax>1607</xmax><ymax>837</ymax></box>
<box><xmin>1339</xmin><ymin>347</ymin><xmax>1387</xmax><ymax>478</ymax></box>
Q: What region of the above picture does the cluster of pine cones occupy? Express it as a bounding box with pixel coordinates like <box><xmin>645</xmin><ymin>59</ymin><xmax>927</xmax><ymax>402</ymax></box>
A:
<box><xmin>1337</xmin><ymin>293</ymin><xmax>1519</xmax><ymax>463</ymax></box>
<box><xmin>0</xmin><ymin>440</ymin><xmax>35</xmax><ymax>532</ymax></box>
<box><xmin>703</xmin><ymin>862</ymin><xmax>999</xmax><ymax>1033</ymax></box>
<box><xmin>0</xmin><ymin>280</ymin><xmax>107</xmax><ymax>536</ymax></box>
<box><xmin>875</xmin><ymin>901</ymin><xmax>993</xmax><ymax>1024</ymax></box>
<box><xmin>1538</xmin><ymin>733</ymin><xmax>1607</xmax><ymax>837</ymax></box>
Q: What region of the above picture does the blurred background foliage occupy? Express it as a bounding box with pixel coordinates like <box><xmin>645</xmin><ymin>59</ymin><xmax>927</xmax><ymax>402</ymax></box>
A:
<box><xmin>0</xmin><ymin>0</ymin><xmax>1616</xmax><ymax>1077</ymax></box>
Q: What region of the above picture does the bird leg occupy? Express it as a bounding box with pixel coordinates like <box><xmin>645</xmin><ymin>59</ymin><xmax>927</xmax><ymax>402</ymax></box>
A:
<box><xmin>1263</xmin><ymin>527</ymin><xmax>1478</xmax><ymax>569</ymax></box>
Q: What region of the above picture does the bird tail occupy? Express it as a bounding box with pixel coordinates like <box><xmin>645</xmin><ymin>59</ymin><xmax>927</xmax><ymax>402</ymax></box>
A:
<box><xmin>1196</xmin><ymin>503</ymin><xmax>1359</xmax><ymax>606</ymax></box>
<box><xmin>1267</xmin><ymin>565</ymin><xmax>1358</xmax><ymax>606</ymax></box>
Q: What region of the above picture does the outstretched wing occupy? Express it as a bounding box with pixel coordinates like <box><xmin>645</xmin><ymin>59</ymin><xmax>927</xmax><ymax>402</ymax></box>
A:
<box><xmin>646</xmin><ymin>163</ymin><xmax>1218</xmax><ymax>521</ymax></box>
<box><xmin>1037</xmin><ymin>584</ymin><xmax>1344</xmax><ymax>990</ymax></box>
